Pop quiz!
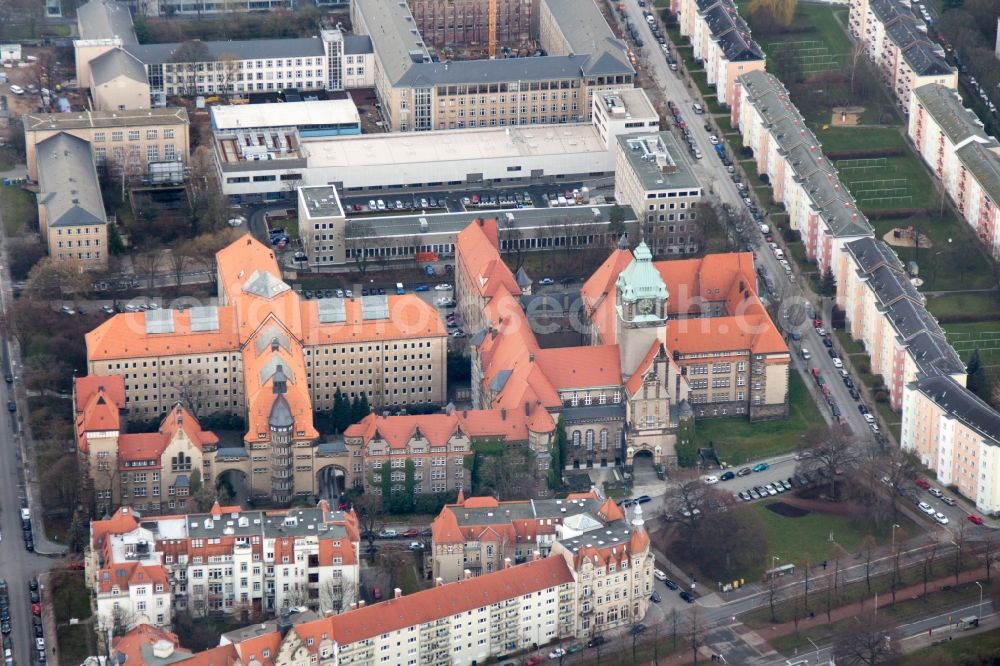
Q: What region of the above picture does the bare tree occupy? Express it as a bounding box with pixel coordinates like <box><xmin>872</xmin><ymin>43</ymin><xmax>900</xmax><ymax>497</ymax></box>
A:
<box><xmin>921</xmin><ymin>543</ymin><xmax>938</xmax><ymax>599</ymax></box>
<box><xmin>353</xmin><ymin>494</ymin><xmax>384</xmax><ymax>551</ymax></box>
<box><xmin>953</xmin><ymin>521</ymin><xmax>967</xmax><ymax>584</ymax></box>
<box><xmin>832</xmin><ymin>609</ymin><xmax>900</xmax><ymax>666</ymax></box>
<box><xmin>890</xmin><ymin>547</ymin><xmax>901</xmax><ymax>608</ymax></box>
<box><xmin>798</xmin><ymin>554</ymin><xmax>812</xmax><ymax>608</ymax></box>
<box><xmin>167</xmin><ymin>244</ymin><xmax>193</xmax><ymax>291</ymax></box>
<box><xmin>343</xmin><ymin>221</ymin><xmax>374</xmax><ymax>276</ymax></box>
<box><xmin>133</xmin><ymin>248</ymin><xmax>163</xmax><ymax>289</ymax></box>
<box><xmin>685</xmin><ymin>603</ymin><xmax>704</xmax><ymax>665</ymax></box>
<box><xmin>320</xmin><ymin>576</ymin><xmax>355</xmax><ymax>614</ymax></box>
<box><xmin>985</xmin><ymin>533</ymin><xmax>997</xmax><ymax>583</ymax></box>
<box><xmin>796</xmin><ymin>425</ymin><xmax>862</xmax><ymax>499</ymax></box>
<box><xmin>166</xmin><ymin>370</ymin><xmax>210</xmax><ymax>417</ymax></box>
<box><xmin>859</xmin><ymin>535</ymin><xmax>877</xmax><ymax>594</ymax></box>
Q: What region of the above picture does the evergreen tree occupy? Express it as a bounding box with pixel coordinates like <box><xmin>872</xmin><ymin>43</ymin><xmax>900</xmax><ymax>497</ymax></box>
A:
<box><xmin>357</xmin><ymin>393</ymin><xmax>370</xmax><ymax>421</ymax></box>
<box><xmin>332</xmin><ymin>389</ymin><xmax>351</xmax><ymax>432</ymax></box>
<box><xmin>967</xmin><ymin>349</ymin><xmax>986</xmax><ymax>398</ymax></box>
<box><xmin>820</xmin><ymin>268</ymin><xmax>837</xmax><ymax>297</ymax></box>
<box><xmin>548</xmin><ymin>416</ymin><xmax>568</xmax><ymax>490</ymax></box>
<box><xmin>609</xmin><ymin>204</ymin><xmax>626</xmax><ymax>237</ymax></box>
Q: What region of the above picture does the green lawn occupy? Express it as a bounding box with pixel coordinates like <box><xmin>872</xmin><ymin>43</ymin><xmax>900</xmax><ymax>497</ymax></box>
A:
<box><xmin>0</xmin><ymin>185</ymin><xmax>36</xmax><ymax>236</ymax></box>
<box><xmin>51</xmin><ymin>571</ymin><xmax>91</xmax><ymax>624</ymax></box>
<box><xmin>689</xmin><ymin>372</ymin><xmax>823</xmax><ymax>465</ymax></box>
<box><xmin>819</xmin><ymin>126</ymin><xmax>907</xmax><ymax>154</ymax></box>
<box><xmin>751</xmin><ymin>499</ymin><xmax>910</xmax><ymax>574</ymax></box>
<box><xmin>869</xmin><ymin>215</ymin><xmax>996</xmax><ymax>292</ymax></box>
<box><xmin>835</xmin><ymin>156</ymin><xmax>936</xmax><ymax>211</ymax></box>
<box><xmin>57</xmin><ymin>623</ymin><xmax>96</xmax><ymax>666</ymax></box>
<box><xmin>926</xmin><ymin>292</ymin><xmax>1000</xmax><ymax>322</ymax></box>
<box><xmin>944</xmin><ymin>321</ymin><xmax>1000</xmax><ymax>365</ymax></box>
<box><xmin>833</xmin><ymin>328</ymin><xmax>867</xmax><ymax>357</ymax></box>
<box><xmin>899</xmin><ymin>626</ymin><xmax>1000</xmax><ymax>664</ymax></box>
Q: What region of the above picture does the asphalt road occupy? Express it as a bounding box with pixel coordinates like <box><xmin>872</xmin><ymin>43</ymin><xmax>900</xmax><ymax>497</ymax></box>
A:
<box><xmin>0</xmin><ymin>208</ymin><xmax>62</xmax><ymax>664</ymax></box>
<box><xmin>616</xmin><ymin>0</ymin><xmax>877</xmax><ymax>446</ymax></box>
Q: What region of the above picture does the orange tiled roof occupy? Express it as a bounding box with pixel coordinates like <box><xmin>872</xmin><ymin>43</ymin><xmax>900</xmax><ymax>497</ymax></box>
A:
<box><xmin>234</xmin><ymin>630</ymin><xmax>282</xmax><ymax>666</ymax></box>
<box><xmin>113</xmin><ymin>625</ymin><xmax>188</xmax><ymax>665</ymax></box>
<box><xmin>92</xmin><ymin>506</ymin><xmax>140</xmax><ymax>549</ymax></box>
<box><xmin>664</xmin><ymin>314</ymin><xmax>787</xmax><ymax>355</ymax></box>
<box><xmin>174</xmin><ymin>644</ymin><xmax>240</xmax><ymax>666</ymax></box>
<box><xmin>324</xmin><ymin>555</ymin><xmax>574</xmax><ymax>646</ymax></box>
<box><xmin>456</xmin><ymin>219</ymin><xmax>522</xmax><ymax>300</ymax></box>
<box><xmin>75</xmin><ymin>374</ymin><xmax>125</xmax><ymax>413</ymax></box>
<box><xmin>430</xmin><ymin>506</ymin><xmax>463</xmax><ymax>544</ymax></box>
<box><xmin>85</xmin><ymin>306</ymin><xmax>242</xmax><ymax>361</ymax></box>
<box><xmin>656</xmin><ymin>253</ymin><xmax>758</xmax><ymax>316</ymax></box>
<box><xmin>96</xmin><ymin>560</ymin><xmax>168</xmax><ymax>594</ymax></box>
<box><xmin>118</xmin><ymin>404</ymin><xmax>219</xmax><ymax>464</ymax></box>
<box><xmin>300</xmin><ymin>295</ymin><xmax>447</xmax><ymax>345</ymax></box>
<box><xmin>345</xmin><ymin>409</ymin><xmax>529</xmax><ymax>449</ymax></box>
<box><xmin>625</xmin><ymin>340</ymin><xmax>662</xmax><ymax>397</ymax></box>
<box><xmin>75</xmin><ymin>376</ymin><xmax>126</xmax><ymax>453</ymax></box>
<box><xmin>534</xmin><ymin>346</ymin><xmax>622</xmax><ymax>390</ymax></box>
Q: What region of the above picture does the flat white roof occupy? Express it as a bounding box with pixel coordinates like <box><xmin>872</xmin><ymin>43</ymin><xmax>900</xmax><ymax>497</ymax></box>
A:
<box><xmin>302</xmin><ymin>124</ymin><xmax>607</xmax><ymax>169</ymax></box>
<box><xmin>597</xmin><ymin>88</ymin><xmax>658</xmax><ymax>120</ymax></box>
<box><xmin>211</xmin><ymin>99</ymin><xmax>360</xmax><ymax>130</ymax></box>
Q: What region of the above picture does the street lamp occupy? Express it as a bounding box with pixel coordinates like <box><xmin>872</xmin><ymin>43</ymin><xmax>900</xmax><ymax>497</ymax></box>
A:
<box><xmin>891</xmin><ymin>524</ymin><xmax>901</xmax><ymax>549</ymax></box>
<box><xmin>772</xmin><ymin>555</ymin><xmax>780</xmax><ymax>571</ymax></box>
<box><xmin>975</xmin><ymin>581</ymin><xmax>983</xmax><ymax>620</ymax></box>
<box><xmin>806</xmin><ymin>637</ymin><xmax>820</xmax><ymax>664</ymax></box>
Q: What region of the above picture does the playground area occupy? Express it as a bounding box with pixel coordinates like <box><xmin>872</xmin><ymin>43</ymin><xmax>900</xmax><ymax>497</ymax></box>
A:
<box><xmin>882</xmin><ymin>225</ymin><xmax>933</xmax><ymax>249</ymax></box>
<box><xmin>831</xmin><ymin>106</ymin><xmax>865</xmax><ymax>126</ymax></box>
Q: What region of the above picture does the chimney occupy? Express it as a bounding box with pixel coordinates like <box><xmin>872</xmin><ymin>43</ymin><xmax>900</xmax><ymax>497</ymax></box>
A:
<box><xmin>501</xmin><ymin>408</ymin><xmax>507</xmax><ymax>421</ymax></box>
<box><xmin>358</xmin><ymin>600</ymin><xmax>366</xmax><ymax>608</ymax></box>
<box><xmin>504</xmin><ymin>557</ymin><xmax>512</xmax><ymax>569</ymax></box>
<box><xmin>529</xmin><ymin>352</ymin><xmax>534</xmax><ymax>363</ymax></box>
<box><xmin>394</xmin><ymin>587</ymin><xmax>402</xmax><ymax>599</ymax></box>
<box><xmin>533</xmin><ymin>550</ymin><xmax>541</xmax><ymax>561</ymax></box>
<box><xmin>463</xmin><ymin>569</ymin><xmax>472</xmax><ymax>580</ymax></box>
<box><xmin>435</xmin><ymin>577</ymin><xmax>444</xmax><ymax>587</ymax></box>
<box><xmin>349</xmin><ymin>602</ymin><xmax>357</xmax><ymax>610</ymax></box>
<box><xmin>524</xmin><ymin>401</ymin><xmax>530</xmax><ymax>416</ymax></box>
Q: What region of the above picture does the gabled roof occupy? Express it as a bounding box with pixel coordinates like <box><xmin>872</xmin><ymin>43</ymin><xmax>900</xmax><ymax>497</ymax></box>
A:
<box><xmin>911</xmin><ymin>374</ymin><xmax>1000</xmax><ymax>443</ymax></box>
<box><xmin>76</xmin><ymin>0</ymin><xmax>137</xmax><ymax>44</ymax></box>
<box><xmin>112</xmin><ymin>624</ymin><xmax>190</xmax><ymax>666</ymax></box>
<box><xmin>75</xmin><ymin>375</ymin><xmax>126</xmax><ymax>448</ymax></box>
<box><xmin>345</xmin><ymin>409</ymin><xmax>530</xmax><ymax>449</ymax></box>
<box><xmin>913</xmin><ymin>83</ymin><xmax>991</xmax><ymax>147</ymax></box>
<box><xmin>36</xmin><ymin>132</ymin><xmax>107</xmax><ymax>229</ymax></box>
<box><xmin>323</xmin><ymin>556</ymin><xmax>575</xmax><ymax>645</ymax></box>
<box><xmin>625</xmin><ymin>340</ymin><xmax>664</xmax><ymax>396</ymax></box>
<box><xmin>455</xmin><ymin>219</ymin><xmax>522</xmax><ymax>300</ymax></box>
<box><xmin>90</xmin><ymin>47</ymin><xmax>148</xmax><ymax>87</ymax></box>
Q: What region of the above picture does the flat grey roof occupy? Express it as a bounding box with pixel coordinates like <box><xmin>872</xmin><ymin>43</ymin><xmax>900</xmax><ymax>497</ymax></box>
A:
<box><xmin>126</xmin><ymin>38</ymin><xmax>326</xmax><ymax>65</ymax></box>
<box><xmin>451</xmin><ymin>496</ymin><xmax>606</xmax><ymax>526</ymax></box>
<box><xmin>912</xmin><ymin>374</ymin><xmax>1000</xmax><ymax>443</ymax></box>
<box><xmin>36</xmin><ymin>133</ymin><xmax>107</xmax><ymax>229</ymax></box>
<box><xmin>175</xmin><ymin>506</ymin><xmax>351</xmax><ymax>540</ymax></box>
<box><xmin>23</xmin><ymin>107</ymin><xmax>188</xmax><ymax>133</ymax></box>
<box><xmin>343</xmin><ymin>34</ymin><xmax>373</xmax><ymax>55</ymax></box>
<box><xmin>349</xmin><ymin>203</ymin><xmax>637</xmax><ymax>239</ymax></box>
<box><xmin>300</xmin><ymin>185</ymin><xmax>345</xmax><ymax>219</ymax></box>
<box><xmin>619</xmin><ymin>133</ymin><xmax>701</xmax><ymax>192</ymax></box>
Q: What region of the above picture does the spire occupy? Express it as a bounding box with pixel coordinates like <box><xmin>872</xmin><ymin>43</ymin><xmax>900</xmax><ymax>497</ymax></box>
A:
<box><xmin>631</xmin><ymin>502</ymin><xmax>645</xmax><ymax>530</ymax></box>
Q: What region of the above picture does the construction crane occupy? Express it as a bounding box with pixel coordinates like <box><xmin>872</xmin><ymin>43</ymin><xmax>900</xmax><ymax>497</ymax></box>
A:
<box><xmin>487</xmin><ymin>0</ymin><xmax>498</xmax><ymax>58</ymax></box>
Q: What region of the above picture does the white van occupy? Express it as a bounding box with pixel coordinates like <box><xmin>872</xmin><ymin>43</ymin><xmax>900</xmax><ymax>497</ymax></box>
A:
<box><xmin>773</xmin><ymin>248</ymin><xmax>785</xmax><ymax>259</ymax></box>
<box><xmin>759</xmin><ymin>224</ymin><xmax>770</xmax><ymax>234</ymax></box>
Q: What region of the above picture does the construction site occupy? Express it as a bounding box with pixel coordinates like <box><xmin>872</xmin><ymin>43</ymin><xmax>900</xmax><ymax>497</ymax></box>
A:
<box><xmin>408</xmin><ymin>0</ymin><xmax>537</xmax><ymax>58</ymax></box>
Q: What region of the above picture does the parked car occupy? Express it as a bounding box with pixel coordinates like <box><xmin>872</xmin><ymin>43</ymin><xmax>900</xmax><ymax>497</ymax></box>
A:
<box><xmin>968</xmin><ymin>514</ymin><xmax>984</xmax><ymax>525</ymax></box>
<box><xmin>679</xmin><ymin>591</ymin><xmax>695</xmax><ymax>603</ymax></box>
<box><xmin>587</xmin><ymin>636</ymin><xmax>606</xmax><ymax>648</ymax></box>
<box><xmin>654</xmin><ymin>569</ymin><xmax>667</xmax><ymax>581</ymax></box>
<box><xmin>752</xmin><ymin>462</ymin><xmax>769</xmax><ymax>472</ymax></box>
<box><xmin>663</xmin><ymin>578</ymin><xmax>678</xmax><ymax>590</ymax></box>
<box><xmin>736</xmin><ymin>466</ymin><xmax>752</xmax><ymax>476</ymax></box>
<box><xmin>720</xmin><ymin>470</ymin><xmax>735</xmax><ymax>481</ymax></box>
<box><xmin>918</xmin><ymin>501</ymin><xmax>935</xmax><ymax>515</ymax></box>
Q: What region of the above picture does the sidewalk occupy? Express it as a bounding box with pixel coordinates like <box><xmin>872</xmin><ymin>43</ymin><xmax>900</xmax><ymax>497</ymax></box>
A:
<box><xmin>638</xmin><ymin>566</ymin><xmax>994</xmax><ymax>666</ymax></box>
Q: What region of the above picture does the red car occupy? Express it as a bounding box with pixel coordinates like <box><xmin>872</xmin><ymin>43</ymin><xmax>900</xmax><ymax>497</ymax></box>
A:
<box><xmin>813</xmin><ymin>319</ymin><xmax>822</xmax><ymax>328</ymax></box>
<box><xmin>968</xmin><ymin>514</ymin><xmax>984</xmax><ymax>525</ymax></box>
<box><xmin>32</xmin><ymin>604</ymin><xmax>40</xmax><ymax>616</ymax></box>
<box><xmin>525</xmin><ymin>658</ymin><xmax>543</xmax><ymax>666</ymax></box>
<box><xmin>914</xmin><ymin>477</ymin><xmax>931</xmax><ymax>490</ymax></box>
<box><xmin>402</xmin><ymin>528</ymin><xmax>420</xmax><ymax>538</ymax></box>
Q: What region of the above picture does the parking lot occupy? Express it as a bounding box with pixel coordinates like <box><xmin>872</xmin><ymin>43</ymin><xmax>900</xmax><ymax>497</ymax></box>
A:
<box><xmin>337</xmin><ymin>182</ymin><xmax>595</xmax><ymax>217</ymax></box>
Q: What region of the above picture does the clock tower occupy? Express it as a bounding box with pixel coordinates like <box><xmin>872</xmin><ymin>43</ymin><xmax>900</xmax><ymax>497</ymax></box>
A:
<box><xmin>615</xmin><ymin>242</ymin><xmax>669</xmax><ymax>376</ymax></box>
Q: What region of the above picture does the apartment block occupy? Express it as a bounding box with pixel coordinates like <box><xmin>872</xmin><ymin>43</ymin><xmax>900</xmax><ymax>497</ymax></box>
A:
<box><xmin>430</xmin><ymin>491</ymin><xmax>626</xmax><ymax>581</ymax></box>
<box><xmin>35</xmin><ymin>132</ymin><xmax>109</xmax><ymax>270</ymax></box>
<box><xmin>677</xmin><ymin>0</ymin><xmax>766</xmax><ymax>106</ymax></box>
<box><xmin>731</xmin><ymin>70</ymin><xmax>874</xmax><ymax>273</ymax></box>
<box><xmin>87</xmin><ymin>503</ymin><xmax>361</xmax><ymax>631</ymax></box>
<box><xmin>848</xmin><ymin>0</ymin><xmax>956</xmax><ymax>112</ymax></box>
<box><xmin>22</xmin><ymin>107</ymin><xmax>190</xmax><ymax>181</ymax></box>
<box><xmin>106</xmin><ymin>502</ymin><xmax>653</xmax><ymax>664</ymax></box>
<box><xmin>833</xmin><ymin>237</ymin><xmax>965</xmax><ymax>410</ymax></box>
<box><xmin>615</xmin><ymin>132</ymin><xmax>704</xmax><ymax>256</ymax></box>
<box><xmin>908</xmin><ymin>84</ymin><xmax>1000</xmax><ymax>260</ymax></box>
